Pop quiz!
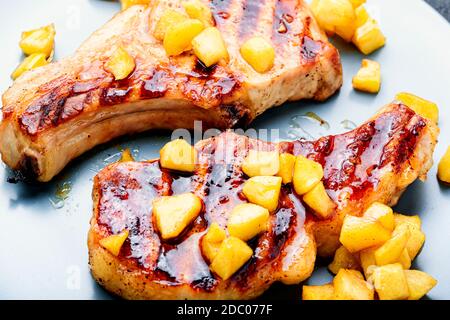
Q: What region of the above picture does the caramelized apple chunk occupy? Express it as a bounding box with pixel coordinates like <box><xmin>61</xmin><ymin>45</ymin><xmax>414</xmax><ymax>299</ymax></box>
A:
<box><xmin>164</xmin><ymin>18</ymin><xmax>204</xmax><ymax>56</ymax></box>
<box><xmin>363</xmin><ymin>202</ymin><xmax>394</xmax><ymax>231</ymax></box>
<box><xmin>210</xmin><ymin>237</ymin><xmax>253</xmax><ymax>280</ymax></box>
<box><xmin>352</xmin><ymin>19</ymin><xmax>385</xmax><ymax>55</ymax></box>
<box><xmin>160</xmin><ymin>139</ymin><xmax>197</xmax><ymax>172</ymax></box>
<box><xmin>352</xmin><ymin>59</ymin><xmax>381</xmax><ymax>93</ymax></box>
<box><xmin>99</xmin><ymin>230</ymin><xmax>129</xmax><ymax>256</ymax></box>
<box><xmin>11</xmin><ymin>53</ymin><xmax>48</xmax><ymax>80</ymax></box>
<box><xmin>372</xmin><ymin>264</ymin><xmax>410</xmax><ymax>300</ymax></box>
<box><xmin>333</xmin><ymin>269</ymin><xmax>374</xmax><ymax>300</ymax></box>
<box><xmin>120</xmin><ymin>0</ymin><xmax>149</xmax><ymax>10</ymax></box>
<box><xmin>240</xmin><ymin>37</ymin><xmax>275</xmax><ymax>73</ymax></box>
<box><xmin>201</xmin><ymin>223</ymin><xmax>227</xmax><ymax>262</ymax></box>
<box><xmin>242</xmin><ymin>176</ymin><xmax>282</xmax><ymax>212</ymax></box>
<box><xmin>303</xmin><ymin>182</ymin><xmax>336</xmax><ymax>219</ymax></box>
<box><xmin>302</xmin><ymin>284</ymin><xmax>335</xmax><ymax>300</ymax></box>
<box><xmin>154</xmin><ymin>10</ymin><xmax>188</xmax><ymax>41</ymax></box>
<box><xmin>182</xmin><ymin>0</ymin><xmax>213</xmax><ymax>27</ymax></box>
<box><xmin>227</xmin><ymin>203</ymin><xmax>269</xmax><ymax>241</ymax></box>
<box><xmin>328</xmin><ymin>246</ymin><xmax>361</xmax><ymax>275</ymax></box>
<box><xmin>292</xmin><ymin>156</ymin><xmax>323</xmax><ymax>196</ymax></box>
<box><xmin>20</xmin><ymin>24</ymin><xmax>55</xmax><ymax>57</ymax></box>
<box><xmin>153</xmin><ymin>193</ymin><xmax>202</xmax><ymax>240</ymax></box>
<box><xmin>395</xmin><ymin>92</ymin><xmax>439</xmax><ymax>124</ymax></box>
<box><xmin>339</xmin><ymin>216</ymin><xmax>391</xmax><ymax>253</ymax></box>
<box><xmin>438</xmin><ymin>147</ymin><xmax>450</xmax><ymax>183</ymax></box>
<box><xmin>104</xmin><ymin>47</ymin><xmax>135</xmax><ymax>80</ymax></box>
<box><xmin>277</xmin><ymin>153</ymin><xmax>296</xmax><ymax>184</ymax></box>
<box><xmin>242</xmin><ymin>150</ymin><xmax>279</xmax><ymax>177</ymax></box>
<box><xmin>192</xmin><ymin>27</ymin><xmax>229</xmax><ymax>67</ymax></box>
<box><xmin>405</xmin><ymin>270</ymin><xmax>437</xmax><ymax>300</ymax></box>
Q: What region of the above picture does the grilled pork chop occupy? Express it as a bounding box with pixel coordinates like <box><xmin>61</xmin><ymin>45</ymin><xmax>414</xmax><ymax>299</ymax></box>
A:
<box><xmin>0</xmin><ymin>0</ymin><xmax>342</xmax><ymax>182</ymax></box>
<box><xmin>88</xmin><ymin>103</ymin><xmax>438</xmax><ymax>299</ymax></box>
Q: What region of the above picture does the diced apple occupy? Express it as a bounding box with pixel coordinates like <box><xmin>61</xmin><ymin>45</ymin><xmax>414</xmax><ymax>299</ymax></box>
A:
<box><xmin>404</xmin><ymin>270</ymin><xmax>437</xmax><ymax>300</ymax></box>
<box><xmin>20</xmin><ymin>24</ymin><xmax>55</xmax><ymax>57</ymax></box>
<box><xmin>201</xmin><ymin>222</ymin><xmax>226</xmax><ymax>262</ymax></box>
<box><xmin>398</xmin><ymin>248</ymin><xmax>412</xmax><ymax>270</ymax></box>
<box><xmin>438</xmin><ymin>146</ymin><xmax>450</xmax><ymax>184</ymax></box>
<box><xmin>242</xmin><ymin>150</ymin><xmax>280</xmax><ymax>177</ymax></box>
<box><xmin>153</xmin><ymin>193</ymin><xmax>202</xmax><ymax>240</ymax></box>
<box><xmin>292</xmin><ymin>155</ymin><xmax>323</xmax><ymax>195</ymax></box>
<box><xmin>302</xmin><ymin>283</ymin><xmax>335</xmax><ymax>300</ymax></box>
<box><xmin>328</xmin><ymin>245</ymin><xmax>361</xmax><ymax>275</ymax></box>
<box><xmin>228</xmin><ymin>203</ymin><xmax>269</xmax><ymax>241</ymax></box>
<box><xmin>394</xmin><ymin>213</ymin><xmax>421</xmax><ymax>230</ymax></box>
<box><xmin>349</xmin><ymin>0</ymin><xmax>366</xmax><ymax>8</ymax></box>
<box><xmin>99</xmin><ymin>230</ymin><xmax>129</xmax><ymax>256</ymax></box>
<box><xmin>363</xmin><ymin>202</ymin><xmax>394</xmax><ymax>231</ymax></box>
<box><xmin>374</xmin><ymin>224</ymin><xmax>410</xmax><ymax>266</ymax></box>
<box><xmin>359</xmin><ymin>247</ymin><xmax>377</xmax><ymax>278</ymax></box>
<box><xmin>339</xmin><ymin>216</ymin><xmax>391</xmax><ymax>253</ymax></box>
<box><xmin>164</xmin><ymin>18</ymin><xmax>204</xmax><ymax>56</ymax></box>
<box><xmin>352</xmin><ymin>19</ymin><xmax>385</xmax><ymax>55</ymax></box>
<box><xmin>182</xmin><ymin>0</ymin><xmax>213</xmax><ymax>27</ymax></box>
<box><xmin>192</xmin><ymin>27</ymin><xmax>229</xmax><ymax>67</ymax></box>
<box><xmin>333</xmin><ymin>269</ymin><xmax>374</xmax><ymax>300</ymax></box>
<box><xmin>240</xmin><ymin>37</ymin><xmax>275</xmax><ymax>73</ymax></box>
<box><xmin>119</xmin><ymin>148</ymin><xmax>134</xmax><ymax>162</ymax></box>
<box><xmin>242</xmin><ymin>176</ymin><xmax>282</xmax><ymax>212</ymax></box>
<box><xmin>104</xmin><ymin>47</ymin><xmax>136</xmax><ymax>80</ymax></box>
<box><xmin>210</xmin><ymin>236</ymin><xmax>253</xmax><ymax>280</ymax></box>
<box><xmin>277</xmin><ymin>153</ymin><xmax>296</xmax><ymax>184</ymax></box>
<box><xmin>372</xmin><ymin>263</ymin><xmax>410</xmax><ymax>300</ymax></box>
<box><xmin>11</xmin><ymin>53</ymin><xmax>48</xmax><ymax>80</ymax></box>
<box><xmin>120</xmin><ymin>0</ymin><xmax>149</xmax><ymax>10</ymax></box>
<box><xmin>154</xmin><ymin>10</ymin><xmax>188</xmax><ymax>41</ymax></box>
<box><xmin>355</xmin><ymin>5</ymin><xmax>369</xmax><ymax>27</ymax></box>
<box><xmin>303</xmin><ymin>182</ymin><xmax>336</xmax><ymax>219</ymax></box>
<box><xmin>352</xmin><ymin>59</ymin><xmax>381</xmax><ymax>93</ymax></box>
<box><xmin>395</xmin><ymin>92</ymin><xmax>439</xmax><ymax>124</ymax></box>
<box><xmin>160</xmin><ymin>139</ymin><xmax>197</xmax><ymax>172</ymax></box>
<box><xmin>310</xmin><ymin>0</ymin><xmax>356</xmax><ymax>41</ymax></box>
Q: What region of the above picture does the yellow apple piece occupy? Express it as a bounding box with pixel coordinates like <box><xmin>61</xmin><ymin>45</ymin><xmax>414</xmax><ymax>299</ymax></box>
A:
<box><xmin>352</xmin><ymin>19</ymin><xmax>385</xmax><ymax>55</ymax></box>
<box><xmin>227</xmin><ymin>203</ymin><xmax>269</xmax><ymax>241</ymax></box>
<box><xmin>99</xmin><ymin>230</ymin><xmax>129</xmax><ymax>256</ymax></box>
<box><xmin>302</xmin><ymin>283</ymin><xmax>335</xmax><ymax>300</ymax></box>
<box><xmin>374</xmin><ymin>224</ymin><xmax>410</xmax><ymax>266</ymax></box>
<box><xmin>328</xmin><ymin>245</ymin><xmax>361</xmax><ymax>275</ymax></box>
<box><xmin>352</xmin><ymin>59</ymin><xmax>381</xmax><ymax>93</ymax></box>
<box><xmin>372</xmin><ymin>263</ymin><xmax>410</xmax><ymax>300</ymax></box>
<box><xmin>164</xmin><ymin>18</ymin><xmax>204</xmax><ymax>56</ymax></box>
<box><xmin>292</xmin><ymin>155</ymin><xmax>323</xmax><ymax>195</ymax></box>
<box><xmin>153</xmin><ymin>193</ymin><xmax>202</xmax><ymax>240</ymax></box>
<box><xmin>120</xmin><ymin>0</ymin><xmax>149</xmax><ymax>10</ymax></box>
<box><xmin>104</xmin><ymin>47</ymin><xmax>136</xmax><ymax>80</ymax></box>
<box><xmin>242</xmin><ymin>150</ymin><xmax>279</xmax><ymax>177</ymax></box>
<box><xmin>192</xmin><ymin>27</ymin><xmax>229</xmax><ymax>67</ymax></box>
<box><xmin>404</xmin><ymin>270</ymin><xmax>437</xmax><ymax>300</ymax></box>
<box><xmin>154</xmin><ymin>10</ymin><xmax>188</xmax><ymax>41</ymax></box>
<box><xmin>303</xmin><ymin>182</ymin><xmax>336</xmax><ymax>219</ymax></box>
<box><xmin>160</xmin><ymin>139</ymin><xmax>197</xmax><ymax>172</ymax></box>
<box><xmin>395</xmin><ymin>92</ymin><xmax>439</xmax><ymax>124</ymax></box>
<box><xmin>201</xmin><ymin>222</ymin><xmax>226</xmax><ymax>262</ymax></box>
<box><xmin>242</xmin><ymin>176</ymin><xmax>282</xmax><ymax>212</ymax></box>
<box><xmin>438</xmin><ymin>146</ymin><xmax>450</xmax><ymax>183</ymax></box>
<box><xmin>11</xmin><ymin>53</ymin><xmax>48</xmax><ymax>80</ymax></box>
<box><xmin>339</xmin><ymin>216</ymin><xmax>391</xmax><ymax>253</ymax></box>
<box><xmin>277</xmin><ymin>153</ymin><xmax>296</xmax><ymax>184</ymax></box>
<box><xmin>20</xmin><ymin>24</ymin><xmax>55</xmax><ymax>57</ymax></box>
<box><xmin>182</xmin><ymin>0</ymin><xmax>213</xmax><ymax>27</ymax></box>
<box><xmin>240</xmin><ymin>37</ymin><xmax>275</xmax><ymax>73</ymax></box>
<box><xmin>333</xmin><ymin>269</ymin><xmax>374</xmax><ymax>300</ymax></box>
<box><xmin>363</xmin><ymin>202</ymin><xmax>394</xmax><ymax>231</ymax></box>
<box><xmin>209</xmin><ymin>236</ymin><xmax>253</xmax><ymax>280</ymax></box>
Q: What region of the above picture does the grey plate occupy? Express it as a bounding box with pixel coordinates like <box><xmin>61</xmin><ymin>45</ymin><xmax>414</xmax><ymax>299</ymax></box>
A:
<box><xmin>0</xmin><ymin>0</ymin><xmax>449</xmax><ymax>300</ymax></box>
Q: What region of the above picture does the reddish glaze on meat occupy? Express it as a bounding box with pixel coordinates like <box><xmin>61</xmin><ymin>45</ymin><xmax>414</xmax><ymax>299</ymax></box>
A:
<box><xmin>0</xmin><ymin>0</ymin><xmax>342</xmax><ymax>182</ymax></box>
<box><xmin>88</xmin><ymin>103</ymin><xmax>439</xmax><ymax>299</ymax></box>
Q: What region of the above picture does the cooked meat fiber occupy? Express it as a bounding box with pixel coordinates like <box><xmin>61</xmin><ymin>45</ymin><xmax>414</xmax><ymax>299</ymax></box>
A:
<box><xmin>88</xmin><ymin>104</ymin><xmax>438</xmax><ymax>300</ymax></box>
<box><xmin>0</xmin><ymin>0</ymin><xmax>342</xmax><ymax>182</ymax></box>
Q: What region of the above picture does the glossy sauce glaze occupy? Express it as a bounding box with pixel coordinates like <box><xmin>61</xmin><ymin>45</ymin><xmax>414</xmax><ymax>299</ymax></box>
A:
<box><xmin>94</xmin><ymin>104</ymin><xmax>429</xmax><ymax>292</ymax></box>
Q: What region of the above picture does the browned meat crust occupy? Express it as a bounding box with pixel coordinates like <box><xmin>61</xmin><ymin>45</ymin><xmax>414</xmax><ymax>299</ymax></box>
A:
<box><xmin>88</xmin><ymin>103</ymin><xmax>438</xmax><ymax>299</ymax></box>
<box><xmin>0</xmin><ymin>0</ymin><xmax>342</xmax><ymax>182</ymax></box>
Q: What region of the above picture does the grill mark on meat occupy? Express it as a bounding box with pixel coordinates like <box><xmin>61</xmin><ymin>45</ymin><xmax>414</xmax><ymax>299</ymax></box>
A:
<box><xmin>238</xmin><ymin>0</ymin><xmax>265</xmax><ymax>39</ymax></box>
<box><xmin>300</xmin><ymin>36</ymin><xmax>323</xmax><ymax>63</ymax></box>
<box><xmin>210</xmin><ymin>0</ymin><xmax>233</xmax><ymax>23</ymax></box>
<box><xmin>272</xmin><ymin>0</ymin><xmax>298</xmax><ymax>47</ymax></box>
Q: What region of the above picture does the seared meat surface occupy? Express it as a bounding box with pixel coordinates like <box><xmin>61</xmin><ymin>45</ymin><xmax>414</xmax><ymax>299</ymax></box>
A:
<box><xmin>0</xmin><ymin>0</ymin><xmax>342</xmax><ymax>182</ymax></box>
<box><xmin>88</xmin><ymin>103</ymin><xmax>438</xmax><ymax>299</ymax></box>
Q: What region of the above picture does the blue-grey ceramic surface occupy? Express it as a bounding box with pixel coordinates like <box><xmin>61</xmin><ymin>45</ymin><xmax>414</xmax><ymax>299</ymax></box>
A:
<box><xmin>0</xmin><ymin>0</ymin><xmax>449</xmax><ymax>299</ymax></box>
